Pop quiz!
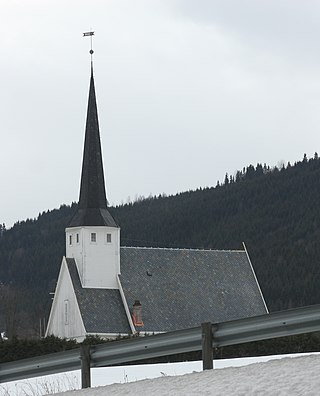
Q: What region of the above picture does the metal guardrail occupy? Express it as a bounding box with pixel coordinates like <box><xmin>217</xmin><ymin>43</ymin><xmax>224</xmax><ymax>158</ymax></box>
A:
<box><xmin>214</xmin><ymin>303</ymin><xmax>320</xmax><ymax>347</ymax></box>
<box><xmin>1</xmin><ymin>304</ymin><xmax>320</xmax><ymax>387</ymax></box>
<box><xmin>0</xmin><ymin>348</ymin><xmax>81</xmax><ymax>383</ymax></box>
<box><xmin>0</xmin><ymin>326</ymin><xmax>202</xmax><ymax>383</ymax></box>
<box><xmin>91</xmin><ymin>326</ymin><xmax>202</xmax><ymax>367</ymax></box>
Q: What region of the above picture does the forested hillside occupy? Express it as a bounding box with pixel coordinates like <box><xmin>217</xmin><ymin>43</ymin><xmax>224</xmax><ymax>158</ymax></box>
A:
<box><xmin>1</xmin><ymin>154</ymin><xmax>320</xmax><ymax>337</ymax></box>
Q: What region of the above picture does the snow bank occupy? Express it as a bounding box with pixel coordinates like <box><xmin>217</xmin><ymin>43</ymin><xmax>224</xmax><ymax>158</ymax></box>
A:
<box><xmin>2</xmin><ymin>353</ymin><xmax>319</xmax><ymax>395</ymax></box>
<box><xmin>52</xmin><ymin>354</ymin><xmax>320</xmax><ymax>396</ymax></box>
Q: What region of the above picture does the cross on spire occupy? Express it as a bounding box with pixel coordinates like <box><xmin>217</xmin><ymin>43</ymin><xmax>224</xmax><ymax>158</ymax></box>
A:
<box><xmin>83</xmin><ymin>31</ymin><xmax>95</xmax><ymax>63</ymax></box>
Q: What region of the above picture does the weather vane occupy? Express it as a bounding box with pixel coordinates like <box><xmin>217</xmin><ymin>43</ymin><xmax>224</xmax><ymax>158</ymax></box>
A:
<box><xmin>83</xmin><ymin>31</ymin><xmax>95</xmax><ymax>61</ymax></box>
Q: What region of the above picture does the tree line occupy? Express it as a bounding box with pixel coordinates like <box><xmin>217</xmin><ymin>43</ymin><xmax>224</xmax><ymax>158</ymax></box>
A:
<box><xmin>1</xmin><ymin>153</ymin><xmax>320</xmax><ymax>338</ymax></box>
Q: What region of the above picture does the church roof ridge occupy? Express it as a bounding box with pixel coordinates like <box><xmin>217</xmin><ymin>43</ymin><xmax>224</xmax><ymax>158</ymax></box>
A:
<box><xmin>120</xmin><ymin>246</ymin><xmax>245</xmax><ymax>253</ymax></box>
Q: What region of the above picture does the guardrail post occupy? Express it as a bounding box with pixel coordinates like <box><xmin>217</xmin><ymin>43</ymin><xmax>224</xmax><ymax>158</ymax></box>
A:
<box><xmin>80</xmin><ymin>344</ymin><xmax>91</xmax><ymax>388</ymax></box>
<box><xmin>202</xmin><ymin>322</ymin><xmax>213</xmax><ymax>370</ymax></box>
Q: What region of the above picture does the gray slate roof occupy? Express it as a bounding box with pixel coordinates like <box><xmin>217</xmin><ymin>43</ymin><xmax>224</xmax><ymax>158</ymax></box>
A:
<box><xmin>119</xmin><ymin>247</ymin><xmax>267</xmax><ymax>332</ymax></box>
<box><xmin>66</xmin><ymin>258</ymin><xmax>130</xmax><ymax>334</ymax></box>
<box><xmin>65</xmin><ymin>247</ymin><xmax>267</xmax><ymax>335</ymax></box>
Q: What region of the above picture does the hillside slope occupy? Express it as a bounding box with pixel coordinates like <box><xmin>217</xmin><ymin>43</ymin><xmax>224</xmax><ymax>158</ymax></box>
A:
<box><xmin>1</xmin><ymin>154</ymin><xmax>320</xmax><ymax>336</ymax></box>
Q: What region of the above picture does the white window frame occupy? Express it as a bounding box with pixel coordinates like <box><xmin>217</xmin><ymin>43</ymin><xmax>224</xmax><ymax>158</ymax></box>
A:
<box><xmin>106</xmin><ymin>233</ymin><xmax>112</xmax><ymax>243</ymax></box>
<box><xmin>90</xmin><ymin>232</ymin><xmax>97</xmax><ymax>243</ymax></box>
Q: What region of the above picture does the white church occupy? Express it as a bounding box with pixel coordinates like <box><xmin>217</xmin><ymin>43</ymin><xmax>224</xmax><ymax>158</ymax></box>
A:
<box><xmin>46</xmin><ymin>60</ymin><xmax>268</xmax><ymax>341</ymax></box>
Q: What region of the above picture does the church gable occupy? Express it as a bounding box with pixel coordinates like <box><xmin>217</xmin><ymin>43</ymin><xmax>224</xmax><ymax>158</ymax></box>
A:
<box><xmin>46</xmin><ymin>257</ymin><xmax>86</xmax><ymax>340</ymax></box>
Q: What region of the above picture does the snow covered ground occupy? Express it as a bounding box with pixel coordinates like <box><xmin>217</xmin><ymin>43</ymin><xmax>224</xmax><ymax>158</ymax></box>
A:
<box><xmin>1</xmin><ymin>353</ymin><xmax>320</xmax><ymax>395</ymax></box>
<box><xmin>57</xmin><ymin>354</ymin><xmax>320</xmax><ymax>396</ymax></box>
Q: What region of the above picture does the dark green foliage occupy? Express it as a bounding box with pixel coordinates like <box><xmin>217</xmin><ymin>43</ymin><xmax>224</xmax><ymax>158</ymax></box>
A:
<box><xmin>217</xmin><ymin>332</ymin><xmax>320</xmax><ymax>359</ymax></box>
<box><xmin>0</xmin><ymin>334</ymin><xmax>134</xmax><ymax>363</ymax></box>
<box><xmin>81</xmin><ymin>335</ymin><xmax>109</xmax><ymax>345</ymax></box>
<box><xmin>0</xmin><ymin>336</ymin><xmax>78</xmax><ymax>363</ymax></box>
<box><xmin>0</xmin><ymin>204</ymin><xmax>76</xmax><ymax>337</ymax></box>
<box><xmin>1</xmin><ymin>155</ymin><xmax>320</xmax><ymax>337</ymax></box>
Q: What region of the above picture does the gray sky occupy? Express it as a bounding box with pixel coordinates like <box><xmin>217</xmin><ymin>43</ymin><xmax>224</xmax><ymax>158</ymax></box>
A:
<box><xmin>1</xmin><ymin>0</ymin><xmax>320</xmax><ymax>228</ymax></box>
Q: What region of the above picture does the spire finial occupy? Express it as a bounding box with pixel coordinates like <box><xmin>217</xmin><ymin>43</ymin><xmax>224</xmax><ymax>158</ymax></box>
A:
<box><xmin>83</xmin><ymin>31</ymin><xmax>95</xmax><ymax>64</ymax></box>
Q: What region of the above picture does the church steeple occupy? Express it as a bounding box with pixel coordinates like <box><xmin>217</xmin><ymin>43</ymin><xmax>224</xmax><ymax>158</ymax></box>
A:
<box><xmin>65</xmin><ymin>36</ymin><xmax>120</xmax><ymax>289</ymax></box>
<box><xmin>68</xmin><ymin>65</ymin><xmax>118</xmax><ymax>227</ymax></box>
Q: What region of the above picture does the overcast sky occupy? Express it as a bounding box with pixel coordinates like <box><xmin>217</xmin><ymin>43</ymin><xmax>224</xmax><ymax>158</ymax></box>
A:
<box><xmin>1</xmin><ymin>0</ymin><xmax>320</xmax><ymax>228</ymax></box>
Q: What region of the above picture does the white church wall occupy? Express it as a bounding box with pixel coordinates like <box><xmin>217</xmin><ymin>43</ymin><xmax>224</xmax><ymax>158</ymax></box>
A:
<box><xmin>46</xmin><ymin>257</ymin><xmax>86</xmax><ymax>340</ymax></box>
<box><xmin>65</xmin><ymin>226</ymin><xmax>120</xmax><ymax>289</ymax></box>
<box><xmin>65</xmin><ymin>227</ymin><xmax>84</xmax><ymax>283</ymax></box>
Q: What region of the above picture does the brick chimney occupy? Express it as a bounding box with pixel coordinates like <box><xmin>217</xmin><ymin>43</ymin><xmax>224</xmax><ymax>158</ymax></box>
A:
<box><xmin>132</xmin><ymin>300</ymin><xmax>144</xmax><ymax>327</ymax></box>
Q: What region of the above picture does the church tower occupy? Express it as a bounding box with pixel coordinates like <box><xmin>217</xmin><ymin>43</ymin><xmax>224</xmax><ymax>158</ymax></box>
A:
<box><xmin>65</xmin><ymin>64</ymin><xmax>120</xmax><ymax>289</ymax></box>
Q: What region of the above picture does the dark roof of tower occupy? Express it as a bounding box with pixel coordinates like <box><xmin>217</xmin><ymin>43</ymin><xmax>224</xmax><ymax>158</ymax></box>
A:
<box><xmin>68</xmin><ymin>66</ymin><xmax>118</xmax><ymax>228</ymax></box>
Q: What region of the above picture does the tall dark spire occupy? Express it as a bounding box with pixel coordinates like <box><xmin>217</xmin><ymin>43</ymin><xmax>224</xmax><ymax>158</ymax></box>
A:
<box><xmin>68</xmin><ymin>66</ymin><xmax>118</xmax><ymax>228</ymax></box>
